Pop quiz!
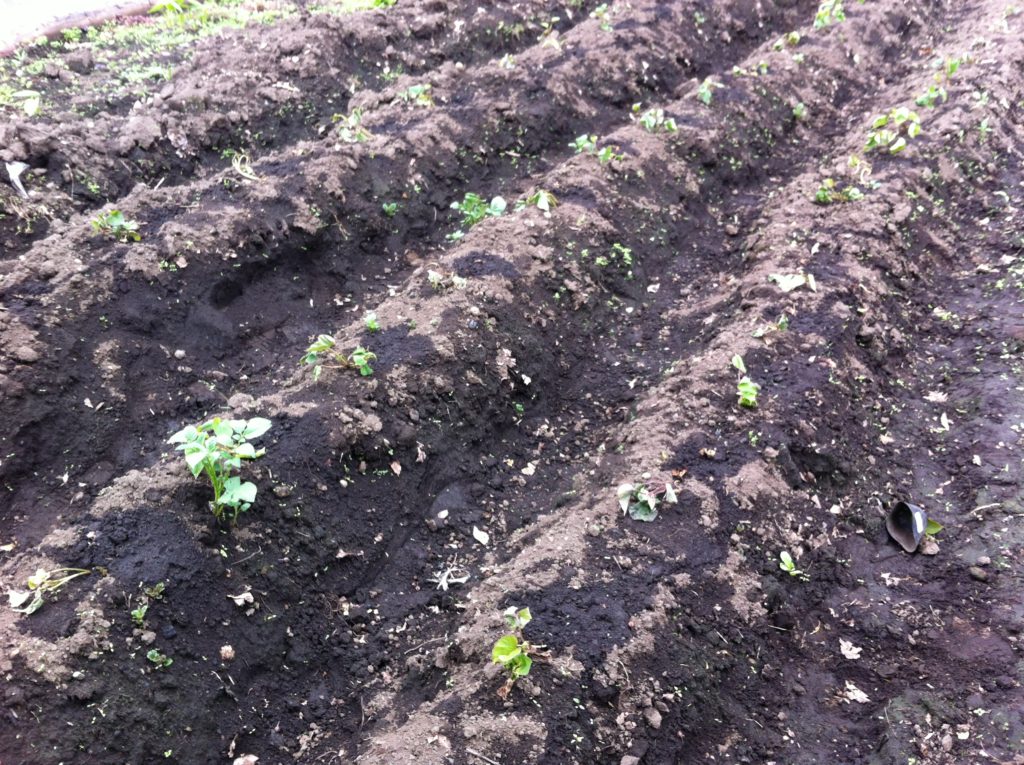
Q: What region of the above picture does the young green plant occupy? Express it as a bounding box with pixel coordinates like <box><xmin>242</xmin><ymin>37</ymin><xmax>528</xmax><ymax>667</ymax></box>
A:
<box><xmin>779</xmin><ymin>551</ymin><xmax>809</xmax><ymax>581</ymax></box>
<box><xmin>492</xmin><ymin>606</ymin><xmax>541</xmax><ymax>697</ymax></box>
<box><xmin>617</xmin><ymin>477</ymin><xmax>678</xmax><ymax>522</ymax></box>
<box><xmin>8</xmin><ymin>567</ymin><xmax>90</xmax><ymax>615</ymax></box>
<box><xmin>91</xmin><ymin>210</ymin><xmax>141</xmax><ymax>242</ymax></box>
<box><xmin>300</xmin><ymin>335</ymin><xmax>377</xmax><ymax>379</ymax></box>
<box><xmin>732</xmin><ymin>355</ymin><xmax>760</xmax><ymax>408</ymax></box>
<box><xmin>168</xmin><ymin>417</ymin><xmax>272</xmax><ymax>523</ymax></box>
<box><xmin>448</xmin><ymin>193</ymin><xmax>506</xmax><ymax>240</ymax></box>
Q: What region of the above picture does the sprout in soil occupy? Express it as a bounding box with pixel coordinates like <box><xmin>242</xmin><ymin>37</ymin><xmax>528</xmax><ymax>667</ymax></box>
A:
<box><xmin>168</xmin><ymin>417</ymin><xmax>272</xmax><ymax>523</ymax></box>
<box><xmin>617</xmin><ymin>477</ymin><xmax>678</xmax><ymax>522</ymax></box>
<box><xmin>448</xmin><ymin>192</ymin><xmax>506</xmax><ymax>240</ymax></box>
<box><xmin>731</xmin><ymin>355</ymin><xmax>761</xmax><ymax>408</ymax></box>
<box><xmin>300</xmin><ymin>334</ymin><xmax>378</xmax><ymax>379</ymax></box>
<box><xmin>147</xmin><ymin>649</ymin><xmax>173</xmax><ymax>669</ymax></box>
<box><xmin>8</xmin><ymin>567</ymin><xmax>91</xmax><ymax>615</ymax></box>
<box><xmin>364</xmin><ymin>312</ymin><xmax>381</xmax><ymax>332</ymax></box>
<box><xmin>492</xmin><ymin>606</ymin><xmax>542</xmax><ymax>697</ymax></box>
<box><xmin>91</xmin><ymin>210</ymin><xmax>141</xmax><ymax>242</ymax></box>
<box><xmin>779</xmin><ymin>551</ymin><xmax>809</xmax><ymax>581</ymax></box>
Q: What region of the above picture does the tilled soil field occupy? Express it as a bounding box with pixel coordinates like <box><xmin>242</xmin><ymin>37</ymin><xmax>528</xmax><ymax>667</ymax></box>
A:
<box><xmin>1</xmin><ymin>1</ymin><xmax>1023</xmax><ymax>763</ymax></box>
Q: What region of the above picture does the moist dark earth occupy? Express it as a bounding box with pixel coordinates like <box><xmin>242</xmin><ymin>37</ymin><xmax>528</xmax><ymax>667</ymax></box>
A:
<box><xmin>1</xmin><ymin>1</ymin><xmax>1024</xmax><ymax>763</ymax></box>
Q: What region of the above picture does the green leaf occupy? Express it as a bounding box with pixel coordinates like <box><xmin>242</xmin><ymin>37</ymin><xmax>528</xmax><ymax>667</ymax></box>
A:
<box><xmin>925</xmin><ymin>519</ymin><xmax>943</xmax><ymax>536</ymax></box>
<box><xmin>616</xmin><ymin>483</ymin><xmax>635</xmax><ymax>513</ymax></box>
<box><xmin>731</xmin><ymin>354</ymin><xmax>747</xmax><ymax>374</ymax></box>
<box><xmin>628</xmin><ymin>501</ymin><xmax>658</xmax><ymax>522</ymax></box>
<box><xmin>235</xmin><ymin>443</ymin><xmax>257</xmax><ymax>458</ymax></box>
<box><xmin>242</xmin><ymin>417</ymin><xmax>272</xmax><ymax>440</ymax></box>
<box><xmin>510</xmin><ymin>654</ymin><xmax>533</xmax><ymax>677</ymax></box>
<box><xmin>516</xmin><ymin>607</ymin><xmax>532</xmax><ymax>627</ymax></box>
<box><xmin>184</xmin><ymin>449</ymin><xmax>209</xmax><ymax>476</ymax></box>
<box><xmin>492</xmin><ymin>635</ymin><xmax>522</xmax><ymax>665</ymax></box>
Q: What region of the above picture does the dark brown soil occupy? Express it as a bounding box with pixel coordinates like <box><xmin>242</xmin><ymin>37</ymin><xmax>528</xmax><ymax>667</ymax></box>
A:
<box><xmin>2</xmin><ymin>1</ymin><xmax>1023</xmax><ymax>764</ymax></box>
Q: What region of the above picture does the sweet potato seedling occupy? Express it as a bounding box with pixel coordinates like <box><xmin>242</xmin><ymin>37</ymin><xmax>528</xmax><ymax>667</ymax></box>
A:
<box><xmin>146</xmin><ymin>649</ymin><xmax>173</xmax><ymax>668</ymax></box>
<box><xmin>8</xmin><ymin>567</ymin><xmax>90</xmax><ymax>615</ymax></box>
<box><xmin>865</xmin><ymin>106</ymin><xmax>921</xmax><ymax>153</ymax></box>
<box><xmin>91</xmin><ymin>210</ymin><xmax>141</xmax><ymax>242</ymax></box>
<box><xmin>492</xmin><ymin>606</ymin><xmax>540</xmax><ymax>697</ymax></box>
<box><xmin>814</xmin><ymin>178</ymin><xmax>863</xmax><ymax>204</ymax></box>
<box><xmin>732</xmin><ymin>355</ymin><xmax>761</xmax><ymax>408</ymax></box>
<box><xmin>334</xmin><ymin>108</ymin><xmax>372</xmax><ymax>143</ymax></box>
<box><xmin>448</xmin><ymin>192</ymin><xmax>506</xmax><ymax>240</ymax></box>
<box><xmin>617</xmin><ymin>478</ymin><xmax>678</xmax><ymax>522</ymax></box>
<box><xmin>301</xmin><ymin>335</ymin><xmax>378</xmax><ymax>379</ymax></box>
<box><xmin>168</xmin><ymin>417</ymin><xmax>272</xmax><ymax>522</ymax></box>
<box><xmin>779</xmin><ymin>551</ymin><xmax>809</xmax><ymax>581</ymax></box>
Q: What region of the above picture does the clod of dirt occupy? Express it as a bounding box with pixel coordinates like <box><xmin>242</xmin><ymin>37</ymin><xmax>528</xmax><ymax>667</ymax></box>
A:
<box><xmin>968</xmin><ymin>566</ymin><xmax>989</xmax><ymax>582</ymax></box>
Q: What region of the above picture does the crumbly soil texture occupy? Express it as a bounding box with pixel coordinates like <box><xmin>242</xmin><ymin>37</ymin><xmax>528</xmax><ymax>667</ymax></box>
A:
<box><xmin>2</xmin><ymin>1</ymin><xmax>1024</xmax><ymax>763</ymax></box>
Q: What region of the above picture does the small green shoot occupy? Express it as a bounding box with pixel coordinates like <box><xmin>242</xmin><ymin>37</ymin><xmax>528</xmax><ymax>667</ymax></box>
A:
<box><xmin>334</xmin><ymin>108</ymin><xmax>372</xmax><ymax>143</ymax></box>
<box><xmin>732</xmin><ymin>355</ymin><xmax>760</xmax><ymax>408</ymax></box>
<box><xmin>8</xmin><ymin>567</ymin><xmax>90</xmax><ymax>615</ymax></box>
<box><xmin>492</xmin><ymin>606</ymin><xmax>539</xmax><ymax>697</ymax></box>
<box><xmin>131</xmin><ymin>603</ymin><xmax>149</xmax><ymax>627</ymax></box>
<box><xmin>617</xmin><ymin>478</ymin><xmax>678</xmax><ymax>522</ymax></box>
<box><xmin>364</xmin><ymin>312</ymin><xmax>381</xmax><ymax>332</ymax></box>
<box><xmin>397</xmin><ymin>83</ymin><xmax>433</xmax><ymax>107</ymax></box>
<box><xmin>300</xmin><ymin>335</ymin><xmax>377</xmax><ymax>378</ymax></box>
<box><xmin>697</xmin><ymin>78</ymin><xmax>721</xmax><ymax>105</ymax></box>
<box><xmin>91</xmin><ymin>210</ymin><xmax>141</xmax><ymax>242</ymax></box>
<box><xmin>792</xmin><ymin>102</ymin><xmax>808</xmax><ymax>121</ymax></box>
<box><xmin>779</xmin><ymin>551</ymin><xmax>809</xmax><ymax>581</ymax></box>
<box><xmin>813</xmin><ymin>0</ymin><xmax>846</xmax><ymax>28</ymax></box>
<box><xmin>382</xmin><ymin>201</ymin><xmax>399</xmax><ymax>217</ymax></box>
<box><xmin>865</xmin><ymin>106</ymin><xmax>921</xmax><ymax>154</ymax></box>
<box><xmin>448</xmin><ymin>193</ymin><xmax>506</xmax><ymax>240</ymax></box>
<box><xmin>570</xmin><ymin>134</ymin><xmax>597</xmax><ymax>153</ymax></box>
<box><xmin>348</xmin><ymin>346</ymin><xmax>377</xmax><ymax>376</ymax></box>
<box><xmin>814</xmin><ymin>178</ymin><xmax>863</xmax><ymax>204</ymax></box>
<box><xmin>516</xmin><ymin>189</ymin><xmax>558</xmax><ymax>213</ymax></box>
<box><xmin>597</xmin><ymin>145</ymin><xmax>625</xmax><ymax>164</ymax></box>
<box><xmin>635</xmin><ymin>106</ymin><xmax>677</xmax><ymax>133</ymax></box>
<box><xmin>146</xmin><ymin>649</ymin><xmax>173</xmax><ymax>669</ymax></box>
<box><xmin>168</xmin><ymin>417</ymin><xmax>272</xmax><ymax>523</ymax></box>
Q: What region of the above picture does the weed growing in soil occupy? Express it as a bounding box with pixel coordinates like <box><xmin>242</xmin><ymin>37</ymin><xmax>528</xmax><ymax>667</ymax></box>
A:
<box><xmin>865</xmin><ymin>106</ymin><xmax>921</xmax><ymax>153</ymax></box>
<box><xmin>448</xmin><ymin>193</ymin><xmax>506</xmax><ymax>240</ymax></box>
<box><xmin>146</xmin><ymin>649</ymin><xmax>173</xmax><ymax>668</ymax></box>
<box><xmin>492</xmin><ymin>606</ymin><xmax>538</xmax><ymax>697</ymax></box>
<box><xmin>617</xmin><ymin>478</ymin><xmax>678</xmax><ymax>522</ymax></box>
<box><xmin>779</xmin><ymin>551</ymin><xmax>809</xmax><ymax>581</ymax></box>
<box><xmin>732</xmin><ymin>355</ymin><xmax>761</xmax><ymax>408</ymax></box>
<box><xmin>334</xmin><ymin>108</ymin><xmax>371</xmax><ymax>143</ymax></box>
<box><xmin>91</xmin><ymin>210</ymin><xmax>141</xmax><ymax>242</ymax></box>
<box><xmin>364</xmin><ymin>312</ymin><xmax>381</xmax><ymax>332</ymax></box>
<box><xmin>792</xmin><ymin>102</ymin><xmax>808</xmax><ymax>121</ymax></box>
<box><xmin>168</xmin><ymin>417</ymin><xmax>272</xmax><ymax>523</ymax></box>
<box><xmin>8</xmin><ymin>567</ymin><xmax>90</xmax><ymax>615</ymax></box>
<box><xmin>382</xmin><ymin>201</ymin><xmax>399</xmax><ymax>217</ymax></box>
<box><xmin>813</xmin><ymin>178</ymin><xmax>863</xmax><ymax>204</ymax></box>
<box><xmin>301</xmin><ymin>335</ymin><xmax>378</xmax><ymax>379</ymax></box>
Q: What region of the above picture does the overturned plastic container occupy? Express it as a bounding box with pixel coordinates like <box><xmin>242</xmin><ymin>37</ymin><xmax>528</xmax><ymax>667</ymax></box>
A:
<box><xmin>886</xmin><ymin>501</ymin><xmax>928</xmax><ymax>553</ymax></box>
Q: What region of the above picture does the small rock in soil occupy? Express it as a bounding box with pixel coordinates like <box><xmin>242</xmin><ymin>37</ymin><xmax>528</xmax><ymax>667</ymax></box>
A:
<box><xmin>968</xmin><ymin>566</ymin><xmax>989</xmax><ymax>582</ymax></box>
<box><xmin>273</xmin><ymin>484</ymin><xmax>294</xmax><ymax>498</ymax></box>
<box><xmin>919</xmin><ymin>537</ymin><xmax>940</xmax><ymax>556</ymax></box>
<box><xmin>643</xmin><ymin>706</ymin><xmax>663</xmax><ymax>729</ymax></box>
<box><xmin>140</xmin><ymin>631</ymin><xmax>157</xmax><ymax>645</ymax></box>
<box><xmin>621</xmin><ymin>757</ymin><xmax>641</xmax><ymax>765</ymax></box>
<box><xmin>11</xmin><ymin>345</ymin><xmax>39</xmax><ymax>363</ymax></box>
<box><xmin>173</xmin><ymin>349</ymin><xmax>186</xmax><ymax>359</ymax></box>
<box><xmin>977</xmin><ymin>555</ymin><xmax>991</xmax><ymax>566</ymax></box>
